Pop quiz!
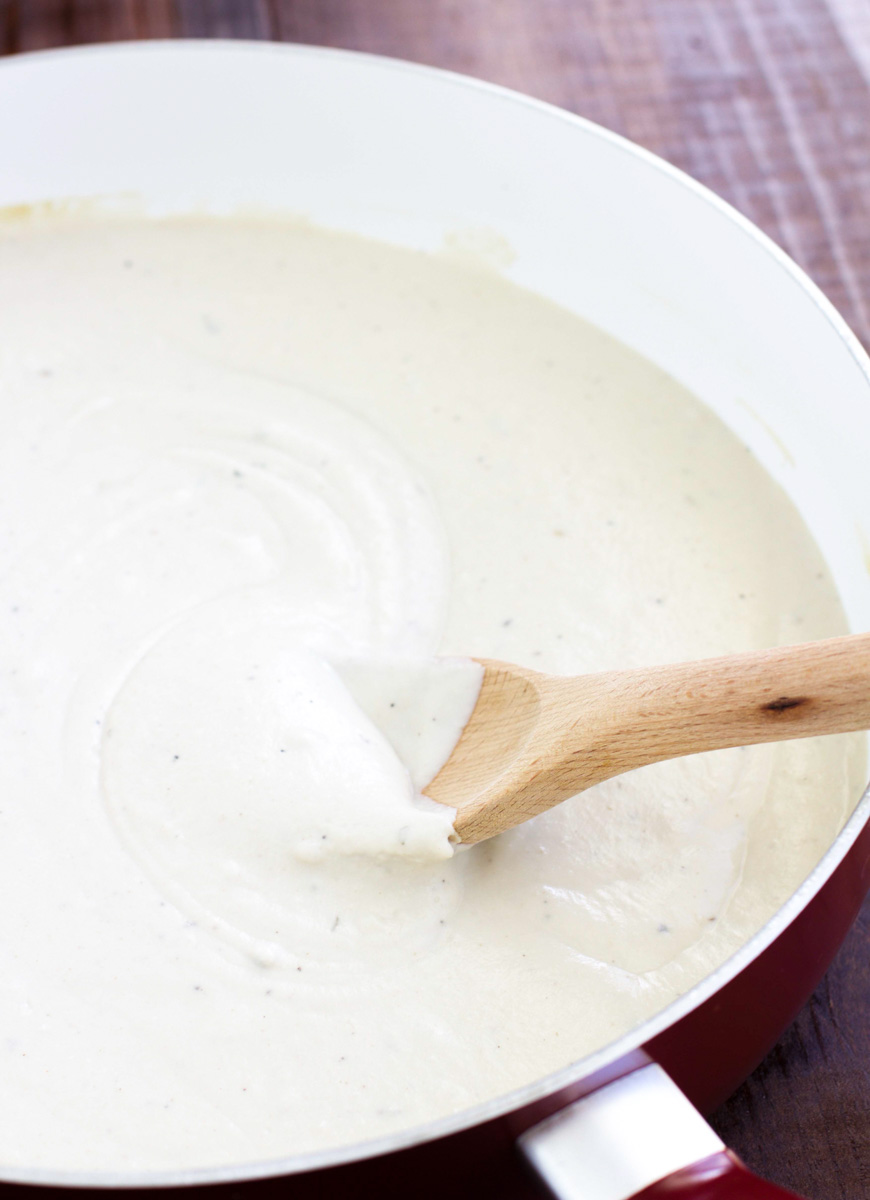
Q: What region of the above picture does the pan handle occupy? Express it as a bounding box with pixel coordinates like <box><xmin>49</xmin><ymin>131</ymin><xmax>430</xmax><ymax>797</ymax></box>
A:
<box><xmin>518</xmin><ymin>1062</ymin><xmax>805</xmax><ymax>1199</ymax></box>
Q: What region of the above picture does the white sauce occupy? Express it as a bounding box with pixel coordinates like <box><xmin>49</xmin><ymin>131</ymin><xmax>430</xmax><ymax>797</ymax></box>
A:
<box><xmin>0</xmin><ymin>212</ymin><xmax>864</xmax><ymax>1173</ymax></box>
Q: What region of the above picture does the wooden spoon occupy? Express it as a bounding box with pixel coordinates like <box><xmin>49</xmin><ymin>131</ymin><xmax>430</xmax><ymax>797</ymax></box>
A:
<box><xmin>424</xmin><ymin>632</ymin><xmax>870</xmax><ymax>844</ymax></box>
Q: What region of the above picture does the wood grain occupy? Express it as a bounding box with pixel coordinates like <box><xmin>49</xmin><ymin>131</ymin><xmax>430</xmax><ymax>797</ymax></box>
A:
<box><xmin>428</xmin><ymin>636</ymin><xmax>870</xmax><ymax>843</ymax></box>
<box><xmin>1</xmin><ymin>2</ymin><xmax>869</xmax><ymax>1197</ymax></box>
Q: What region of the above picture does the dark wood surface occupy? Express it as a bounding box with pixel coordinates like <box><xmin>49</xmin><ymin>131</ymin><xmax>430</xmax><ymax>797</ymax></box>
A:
<box><xmin>2</xmin><ymin>2</ymin><xmax>870</xmax><ymax>1197</ymax></box>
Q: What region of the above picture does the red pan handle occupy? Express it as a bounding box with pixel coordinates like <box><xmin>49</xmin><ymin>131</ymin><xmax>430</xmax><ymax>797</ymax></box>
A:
<box><xmin>519</xmin><ymin>1062</ymin><xmax>806</xmax><ymax>1200</ymax></box>
<box><xmin>634</xmin><ymin>1151</ymin><xmax>804</xmax><ymax>1197</ymax></box>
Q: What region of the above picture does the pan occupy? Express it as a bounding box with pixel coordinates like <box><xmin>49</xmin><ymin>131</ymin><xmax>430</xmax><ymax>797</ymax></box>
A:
<box><xmin>1</xmin><ymin>41</ymin><xmax>869</xmax><ymax>1200</ymax></box>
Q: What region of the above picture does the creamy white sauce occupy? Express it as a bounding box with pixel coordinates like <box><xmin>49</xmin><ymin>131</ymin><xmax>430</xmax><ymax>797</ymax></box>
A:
<box><xmin>0</xmin><ymin>213</ymin><xmax>864</xmax><ymax>1172</ymax></box>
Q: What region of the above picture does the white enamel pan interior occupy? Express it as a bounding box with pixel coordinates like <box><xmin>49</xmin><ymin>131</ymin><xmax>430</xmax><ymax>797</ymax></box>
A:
<box><xmin>1</xmin><ymin>40</ymin><xmax>869</xmax><ymax>1189</ymax></box>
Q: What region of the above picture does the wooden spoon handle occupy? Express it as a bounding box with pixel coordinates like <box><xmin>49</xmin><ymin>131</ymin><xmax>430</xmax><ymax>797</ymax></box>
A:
<box><xmin>557</xmin><ymin>631</ymin><xmax>870</xmax><ymax>778</ymax></box>
<box><xmin>446</xmin><ymin>633</ymin><xmax>870</xmax><ymax>844</ymax></box>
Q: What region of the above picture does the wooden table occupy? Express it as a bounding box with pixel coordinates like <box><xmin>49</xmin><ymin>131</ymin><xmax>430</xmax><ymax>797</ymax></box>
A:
<box><xmin>2</xmin><ymin>3</ymin><xmax>870</xmax><ymax>1197</ymax></box>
